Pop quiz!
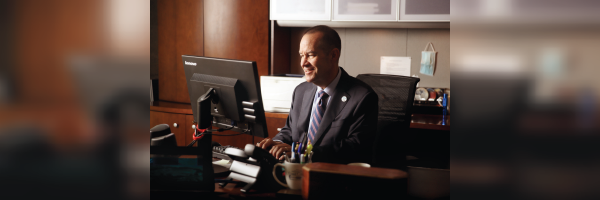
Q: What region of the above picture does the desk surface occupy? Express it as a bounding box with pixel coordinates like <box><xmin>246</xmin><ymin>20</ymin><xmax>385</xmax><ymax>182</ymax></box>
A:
<box><xmin>213</xmin><ymin>180</ymin><xmax>301</xmax><ymax>200</ymax></box>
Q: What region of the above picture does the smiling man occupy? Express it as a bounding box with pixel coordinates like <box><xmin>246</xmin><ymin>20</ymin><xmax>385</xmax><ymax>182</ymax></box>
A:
<box><xmin>257</xmin><ymin>25</ymin><xmax>379</xmax><ymax>164</ymax></box>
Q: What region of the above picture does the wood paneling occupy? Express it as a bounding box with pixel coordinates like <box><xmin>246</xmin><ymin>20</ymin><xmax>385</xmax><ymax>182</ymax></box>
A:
<box><xmin>157</xmin><ymin>0</ymin><xmax>176</xmax><ymax>102</ymax></box>
<box><xmin>158</xmin><ymin>0</ymin><xmax>204</xmax><ymax>103</ymax></box>
<box><xmin>271</xmin><ymin>21</ymin><xmax>291</xmax><ymax>74</ymax></box>
<box><xmin>154</xmin><ymin>0</ymin><xmax>269</xmax><ymax>148</ymax></box>
<box><xmin>204</xmin><ymin>0</ymin><xmax>270</xmax><ymax>77</ymax></box>
<box><xmin>150</xmin><ymin>100</ymin><xmax>193</xmax><ymax>115</ymax></box>
<box><xmin>151</xmin><ymin>0</ymin><xmax>158</xmax><ymax>79</ymax></box>
<box><xmin>254</xmin><ymin>112</ymin><xmax>289</xmax><ymax>142</ymax></box>
<box><xmin>211</xmin><ymin>130</ymin><xmax>255</xmax><ymax>150</ymax></box>
<box><xmin>175</xmin><ymin>0</ymin><xmax>204</xmax><ymax>103</ymax></box>
<box><xmin>150</xmin><ymin>110</ymin><xmax>188</xmax><ymax>147</ymax></box>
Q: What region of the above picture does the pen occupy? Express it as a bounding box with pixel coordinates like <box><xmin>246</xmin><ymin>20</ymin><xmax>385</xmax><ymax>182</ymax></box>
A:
<box><xmin>297</xmin><ymin>142</ymin><xmax>303</xmax><ymax>155</ymax></box>
<box><xmin>305</xmin><ymin>143</ymin><xmax>313</xmax><ymax>158</ymax></box>
<box><xmin>294</xmin><ymin>142</ymin><xmax>298</xmax><ymax>152</ymax></box>
<box><xmin>301</xmin><ymin>132</ymin><xmax>309</xmax><ymax>152</ymax></box>
<box><xmin>290</xmin><ymin>151</ymin><xmax>296</xmax><ymax>163</ymax></box>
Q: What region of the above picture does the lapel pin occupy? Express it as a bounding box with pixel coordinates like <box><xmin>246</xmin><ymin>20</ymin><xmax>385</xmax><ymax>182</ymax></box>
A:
<box><xmin>341</xmin><ymin>96</ymin><xmax>347</xmax><ymax>102</ymax></box>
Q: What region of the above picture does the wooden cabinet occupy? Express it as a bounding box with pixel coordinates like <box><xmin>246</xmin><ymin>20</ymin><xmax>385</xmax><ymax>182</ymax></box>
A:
<box><xmin>150</xmin><ymin>110</ymin><xmax>190</xmax><ymax>147</ymax></box>
<box><xmin>333</xmin><ymin>0</ymin><xmax>398</xmax><ymax>21</ymax></box>
<box><xmin>150</xmin><ymin>101</ymin><xmax>270</xmax><ymax>149</ymax></box>
<box><xmin>270</xmin><ymin>0</ymin><xmax>332</xmax><ymax>21</ymax></box>
<box><xmin>254</xmin><ymin>112</ymin><xmax>289</xmax><ymax>142</ymax></box>
<box><xmin>270</xmin><ymin>0</ymin><xmax>450</xmax><ymax>22</ymax></box>
<box><xmin>399</xmin><ymin>0</ymin><xmax>450</xmax><ymax>21</ymax></box>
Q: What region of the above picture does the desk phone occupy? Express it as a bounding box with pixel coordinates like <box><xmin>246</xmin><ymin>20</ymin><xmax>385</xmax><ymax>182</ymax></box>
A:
<box><xmin>214</xmin><ymin>143</ymin><xmax>283</xmax><ymax>192</ymax></box>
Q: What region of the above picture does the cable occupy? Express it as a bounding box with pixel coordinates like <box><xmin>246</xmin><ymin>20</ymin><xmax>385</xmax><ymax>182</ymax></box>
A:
<box><xmin>218</xmin><ymin>125</ymin><xmax>234</xmax><ymax>131</ymax></box>
<box><xmin>211</xmin><ymin>120</ymin><xmax>235</xmax><ymax>131</ymax></box>
<box><xmin>187</xmin><ymin>140</ymin><xmax>197</xmax><ymax>147</ymax></box>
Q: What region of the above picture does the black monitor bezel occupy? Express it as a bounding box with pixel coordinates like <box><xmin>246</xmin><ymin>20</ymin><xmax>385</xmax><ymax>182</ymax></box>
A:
<box><xmin>182</xmin><ymin>55</ymin><xmax>268</xmax><ymax>138</ymax></box>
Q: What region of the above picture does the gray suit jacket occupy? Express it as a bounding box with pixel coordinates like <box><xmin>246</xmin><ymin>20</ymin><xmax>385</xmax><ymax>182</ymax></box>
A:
<box><xmin>272</xmin><ymin>68</ymin><xmax>378</xmax><ymax>164</ymax></box>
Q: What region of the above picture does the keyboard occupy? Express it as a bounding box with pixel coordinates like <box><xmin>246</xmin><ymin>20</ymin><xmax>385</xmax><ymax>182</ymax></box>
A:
<box><xmin>213</xmin><ymin>145</ymin><xmax>247</xmax><ymax>160</ymax></box>
<box><xmin>213</xmin><ymin>145</ymin><xmax>240</xmax><ymax>154</ymax></box>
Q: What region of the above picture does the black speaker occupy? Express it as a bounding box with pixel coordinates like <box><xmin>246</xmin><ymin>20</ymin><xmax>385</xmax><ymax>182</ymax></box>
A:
<box><xmin>150</xmin><ymin>124</ymin><xmax>171</xmax><ymax>138</ymax></box>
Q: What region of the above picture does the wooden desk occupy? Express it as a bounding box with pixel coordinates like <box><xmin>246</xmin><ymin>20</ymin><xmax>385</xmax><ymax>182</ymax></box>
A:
<box><xmin>213</xmin><ymin>182</ymin><xmax>302</xmax><ymax>200</ymax></box>
<box><xmin>212</xmin><ymin>162</ymin><xmax>407</xmax><ymax>200</ymax></box>
<box><xmin>302</xmin><ymin>163</ymin><xmax>407</xmax><ymax>199</ymax></box>
<box><xmin>410</xmin><ymin>114</ymin><xmax>450</xmax><ymax>131</ymax></box>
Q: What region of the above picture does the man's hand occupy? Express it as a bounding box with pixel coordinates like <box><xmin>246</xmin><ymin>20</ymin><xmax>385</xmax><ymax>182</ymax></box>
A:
<box><xmin>256</xmin><ymin>138</ymin><xmax>281</xmax><ymax>150</ymax></box>
<box><xmin>256</xmin><ymin>138</ymin><xmax>292</xmax><ymax>160</ymax></box>
<box><xmin>270</xmin><ymin>143</ymin><xmax>292</xmax><ymax>160</ymax></box>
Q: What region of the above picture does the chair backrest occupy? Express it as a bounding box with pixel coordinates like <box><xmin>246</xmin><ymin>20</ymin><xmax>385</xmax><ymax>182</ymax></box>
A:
<box><xmin>356</xmin><ymin>74</ymin><xmax>420</xmax><ymax>170</ymax></box>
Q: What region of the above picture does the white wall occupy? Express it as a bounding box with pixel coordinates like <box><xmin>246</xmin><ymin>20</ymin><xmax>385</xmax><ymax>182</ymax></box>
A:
<box><xmin>289</xmin><ymin>28</ymin><xmax>450</xmax><ymax>88</ymax></box>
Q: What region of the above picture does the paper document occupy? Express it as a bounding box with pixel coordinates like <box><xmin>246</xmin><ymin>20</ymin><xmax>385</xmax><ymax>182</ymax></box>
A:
<box><xmin>380</xmin><ymin>56</ymin><xmax>411</xmax><ymax>76</ymax></box>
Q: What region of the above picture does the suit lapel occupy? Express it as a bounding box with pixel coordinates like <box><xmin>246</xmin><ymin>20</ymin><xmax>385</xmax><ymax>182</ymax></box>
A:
<box><xmin>313</xmin><ymin>69</ymin><xmax>351</xmax><ymax>145</ymax></box>
<box><xmin>297</xmin><ymin>86</ymin><xmax>317</xmax><ymax>136</ymax></box>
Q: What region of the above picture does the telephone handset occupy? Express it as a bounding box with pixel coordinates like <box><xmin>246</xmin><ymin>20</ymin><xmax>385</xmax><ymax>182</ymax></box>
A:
<box><xmin>220</xmin><ymin>144</ymin><xmax>284</xmax><ymax>192</ymax></box>
<box><xmin>245</xmin><ymin>144</ymin><xmax>280</xmax><ymax>165</ymax></box>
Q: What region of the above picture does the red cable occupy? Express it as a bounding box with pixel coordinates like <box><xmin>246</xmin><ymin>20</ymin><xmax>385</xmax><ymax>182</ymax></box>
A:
<box><xmin>192</xmin><ymin>125</ymin><xmax>211</xmax><ymax>141</ymax></box>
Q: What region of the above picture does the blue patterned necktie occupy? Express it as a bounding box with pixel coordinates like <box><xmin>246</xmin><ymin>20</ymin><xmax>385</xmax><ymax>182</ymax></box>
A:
<box><xmin>308</xmin><ymin>90</ymin><xmax>328</xmax><ymax>145</ymax></box>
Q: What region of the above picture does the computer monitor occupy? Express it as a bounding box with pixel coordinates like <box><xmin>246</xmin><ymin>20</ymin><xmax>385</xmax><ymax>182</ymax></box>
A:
<box><xmin>183</xmin><ymin>55</ymin><xmax>268</xmax><ymax>138</ymax></box>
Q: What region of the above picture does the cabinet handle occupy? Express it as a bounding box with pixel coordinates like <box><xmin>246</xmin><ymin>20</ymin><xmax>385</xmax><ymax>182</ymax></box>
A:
<box><xmin>277</xmin><ymin>128</ymin><xmax>282</xmax><ymax>131</ymax></box>
<box><xmin>173</xmin><ymin>123</ymin><xmax>178</xmax><ymax>128</ymax></box>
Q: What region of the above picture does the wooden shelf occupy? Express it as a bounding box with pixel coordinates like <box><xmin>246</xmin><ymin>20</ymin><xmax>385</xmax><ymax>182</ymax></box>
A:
<box><xmin>410</xmin><ymin>114</ymin><xmax>450</xmax><ymax>131</ymax></box>
<box><xmin>150</xmin><ymin>101</ymin><xmax>450</xmax><ymax>133</ymax></box>
<box><xmin>260</xmin><ymin>111</ymin><xmax>451</xmax><ymax>131</ymax></box>
<box><xmin>150</xmin><ymin>101</ymin><xmax>193</xmax><ymax>115</ymax></box>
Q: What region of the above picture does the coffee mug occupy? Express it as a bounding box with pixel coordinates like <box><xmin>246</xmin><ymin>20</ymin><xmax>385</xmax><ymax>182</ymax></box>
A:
<box><xmin>272</xmin><ymin>161</ymin><xmax>304</xmax><ymax>190</ymax></box>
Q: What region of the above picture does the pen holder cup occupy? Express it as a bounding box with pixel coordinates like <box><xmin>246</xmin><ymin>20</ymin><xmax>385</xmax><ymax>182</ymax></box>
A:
<box><xmin>272</xmin><ymin>161</ymin><xmax>305</xmax><ymax>190</ymax></box>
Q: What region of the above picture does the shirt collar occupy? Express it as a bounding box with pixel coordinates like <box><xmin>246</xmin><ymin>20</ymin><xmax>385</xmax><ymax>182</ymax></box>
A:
<box><xmin>317</xmin><ymin>67</ymin><xmax>341</xmax><ymax>96</ymax></box>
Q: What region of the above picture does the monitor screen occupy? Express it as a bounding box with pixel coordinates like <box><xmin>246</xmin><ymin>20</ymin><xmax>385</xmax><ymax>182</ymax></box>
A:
<box><xmin>183</xmin><ymin>55</ymin><xmax>268</xmax><ymax>138</ymax></box>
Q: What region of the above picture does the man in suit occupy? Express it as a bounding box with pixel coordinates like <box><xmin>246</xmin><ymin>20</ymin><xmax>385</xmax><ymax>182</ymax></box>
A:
<box><xmin>257</xmin><ymin>25</ymin><xmax>378</xmax><ymax>164</ymax></box>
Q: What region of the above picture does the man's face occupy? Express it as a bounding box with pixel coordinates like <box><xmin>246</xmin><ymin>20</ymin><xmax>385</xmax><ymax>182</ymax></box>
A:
<box><xmin>299</xmin><ymin>32</ymin><xmax>338</xmax><ymax>87</ymax></box>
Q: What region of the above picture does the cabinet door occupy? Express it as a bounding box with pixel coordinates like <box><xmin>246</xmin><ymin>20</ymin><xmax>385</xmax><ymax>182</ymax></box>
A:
<box><xmin>399</xmin><ymin>0</ymin><xmax>450</xmax><ymax>21</ymax></box>
<box><xmin>270</xmin><ymin>0</ymin><xmax>332</xmax><ymax>21</ymax></box>
<box><xmin>333</xmin><ymin>0</ymin><xmax>398</xmax><ymax>21</ymax></box>
<box><xmin>150</xmin><ymin>111</ymin><xmax>188</xmax><ymax>147</ymax></box>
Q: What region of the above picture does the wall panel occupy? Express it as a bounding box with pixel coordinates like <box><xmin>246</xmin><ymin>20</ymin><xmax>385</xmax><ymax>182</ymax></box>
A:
<box><xmin>288</xmin><ymin>28</ymin><xmax>450</xmax><ymax>88</ymax></box>
<box><xmin>158</xmin><ymin>0</ymin><xmax>204</xmax><ymax>103</ymax></box>
<box><xmin>175</xmin><ymin>0</ymin><xmax>204</xmax><ymax>103</ymax></box>
<box><xmin>406</xmin><ymin>29</ymin><xmax>450</xmax><ymax>88</ymax></box>
<box><xmin>204</xmin><ymin>0</ymin><xmax>270</xmax><ymax>77</ymax></box>
<box><xmin>157</xmin><ymin>0</ymin><xmax>176</xmax><ymax>102</ymax></box>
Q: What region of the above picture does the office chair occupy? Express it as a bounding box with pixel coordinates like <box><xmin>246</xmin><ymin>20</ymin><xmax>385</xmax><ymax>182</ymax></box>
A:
<box><xmin>356</xmin><ymin>74</ymin><xmax>420</xmax><ymax>170</ymax></box>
